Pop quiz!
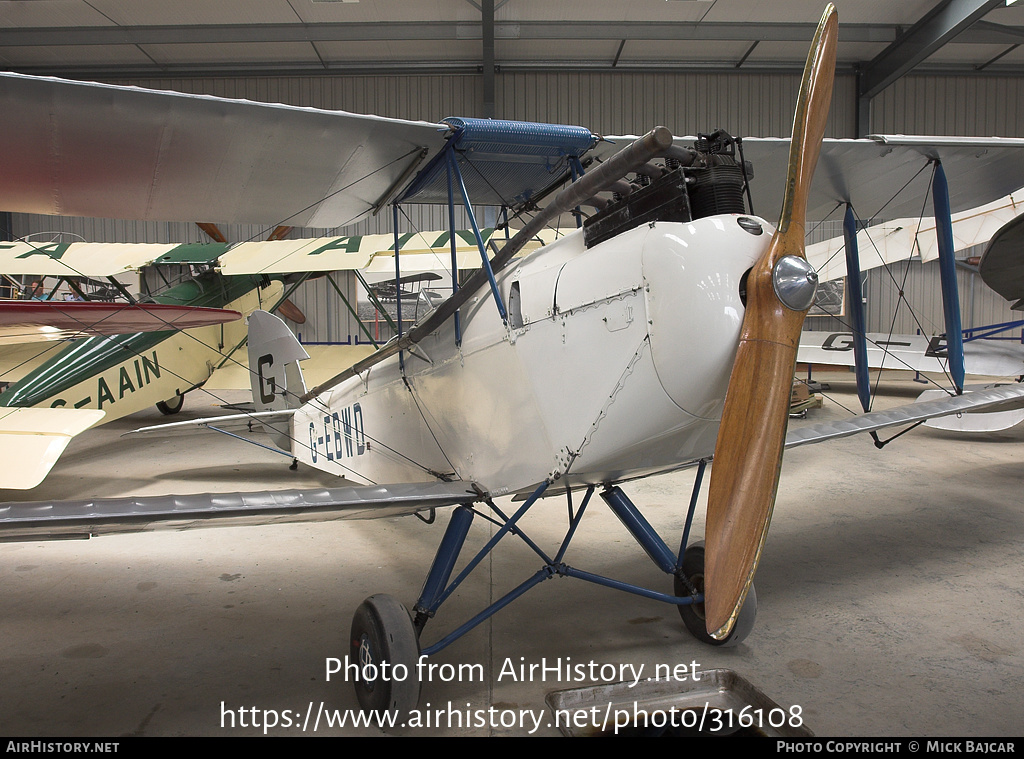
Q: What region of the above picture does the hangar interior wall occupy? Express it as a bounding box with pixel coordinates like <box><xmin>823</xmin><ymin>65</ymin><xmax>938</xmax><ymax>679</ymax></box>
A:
<box><xmin>10</xmin><ymin>71</ymin><xmax>1024</xmax><ymax>345</ymax></box>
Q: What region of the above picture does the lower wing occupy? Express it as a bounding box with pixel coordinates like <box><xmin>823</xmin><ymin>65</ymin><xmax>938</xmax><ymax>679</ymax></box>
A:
<box><xmin>0</xmin><ymin>407</ymin><xmax>105</xmax><ymax>489</ymax></box>
<box><xmin>3</xmin><ymin>385</ymin><xmax>1024</xmax><ymax>537</ymax></box>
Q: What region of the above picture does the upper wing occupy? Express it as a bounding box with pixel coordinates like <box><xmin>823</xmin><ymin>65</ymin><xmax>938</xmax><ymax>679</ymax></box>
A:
<box><xmin>0</xmin><ymin>240</ymin><xmax>178</xmax><ymax>277</ymax></box>
<box><xmin>798</xmin><ymin>331</ymin><xmax>1024</xmax><ymax>377</ymax></box>
<box><xmin>0</xmin><ymin>72</ymin><xmax>447</xmax><ymax>228</ymax></box>
<box><xmin>746</xmin><ymin>136</ymin><xmax>1024</xmax><ymax>223</ymax></box>
<box><xmin>595</xmin><ymin>135</ymin><xmax>1024</xmax><ymax>223</ymax></box>
<box><xmin>0</xmin><ymin>231</ymin><xmax>570</xmax><ymax>279</ymax></box>
<box><xmin>10</xmin><ymin>69</ymin><xmax>1024</xmax><ymax>231</ymax></box>
<box><xmin>214</xmin><ymin>227</ymin><xmax>569</xmax><ymax>276</ymax></box>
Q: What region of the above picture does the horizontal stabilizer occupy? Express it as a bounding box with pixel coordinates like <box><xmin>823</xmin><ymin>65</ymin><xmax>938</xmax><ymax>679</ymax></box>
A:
<box><xmin>0</xmin><ymin>481</ymin><xmax>480</xmax><ymax>541</ymax></box>
<box><xmin>0</xmin><ymin>407</ymin><xmax>106</xmax><ymax>490</ymax></box>
<box><xmin>125</xmin><ymin>409</ymin><xmax>295</xmax><ymax>439</ymax></box>
<box><xmin>798</xmin><ymin>331</ymin><xmax>1024</xmax><ymax>377</ymax></box>
<box><xmin>785</xmin><ymin>384</ymin><xmax>1024</xmax><ymax>449</ymax></box>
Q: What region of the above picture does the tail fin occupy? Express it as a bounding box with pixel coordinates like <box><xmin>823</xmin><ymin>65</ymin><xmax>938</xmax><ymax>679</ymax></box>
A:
<box><xmin>247</xmin><ymin>310</ymin><xmax>308</xmax><ymax>450</ymax></box>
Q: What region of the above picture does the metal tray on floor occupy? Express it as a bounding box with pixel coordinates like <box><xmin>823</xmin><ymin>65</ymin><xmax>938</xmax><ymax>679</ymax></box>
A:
<box><xmin>545</xmin><ymin>667</ymin><xmax>813</xmax><ymax>737</ymax></box>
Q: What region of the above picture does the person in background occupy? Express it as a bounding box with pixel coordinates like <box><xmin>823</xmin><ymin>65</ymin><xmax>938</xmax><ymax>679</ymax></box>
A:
<box><xmin>25</xmin><ymin>280</ymin><xmax>48</xmax><ymax>300</ymax></box>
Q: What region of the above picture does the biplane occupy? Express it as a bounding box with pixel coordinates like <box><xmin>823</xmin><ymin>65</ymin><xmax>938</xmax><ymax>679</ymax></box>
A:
<box><xmin>4</xmin><ymin>5</ymin><xmax>1024</xmax><ymax>719</ymax></box>
<box><xmin>796</xmin><ymin>189</ymin><xmax>1024</xmax><ymax>430</ymax></box>
<box><xmin>0</xmin><ymin>228</ymin><xmax>561</xmax><ymax>489</ymax></box>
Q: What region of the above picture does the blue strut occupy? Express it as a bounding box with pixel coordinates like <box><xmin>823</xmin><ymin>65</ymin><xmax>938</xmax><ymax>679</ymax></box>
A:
<box><xmin>447</xmin><ymin>150</ymin><xmax>507</xmax><ymax>324</ymax></box>
<box><xmin>844</xmin><ymin>204</ymin><xmax>872</xmax><ymax>412</ymax></box>
<box><xmin>932</xmin><ymin>162</ymin><xmax>965</xmax><ymax>394</ymax></box>
<box><xmin>411</xmin><ymin>476</ymin><xmax>710</xmax><ymax>659</ymax></box>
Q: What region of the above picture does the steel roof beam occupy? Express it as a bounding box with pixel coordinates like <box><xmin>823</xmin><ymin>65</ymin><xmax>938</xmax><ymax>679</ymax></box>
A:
<box><xmin>482</xmin><ymin>0</ymin><xmax>495</xmax><ymax>118</ymax></box>
<box><xmin>859</xmin><ymin>0</ymin><xmax>1005</xmax><ymax>100</ymax></box>
<box><xmin>0</xmin><ymin>21</ymin><xmax>904</xmax><ymax>47</ymax></box>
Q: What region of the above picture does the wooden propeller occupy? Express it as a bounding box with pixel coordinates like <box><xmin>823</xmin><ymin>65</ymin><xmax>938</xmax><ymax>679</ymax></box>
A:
<box><xmin>703</xmin><ymin>4</ymin><xmax>837</xmax><ymax>641</ymax></box>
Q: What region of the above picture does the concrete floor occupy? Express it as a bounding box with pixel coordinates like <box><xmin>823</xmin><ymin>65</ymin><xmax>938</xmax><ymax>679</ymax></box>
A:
<box><xmin>1</xmin><ymin>371</ymin><xmax>1023</xmax><ymax>736</ymax></box>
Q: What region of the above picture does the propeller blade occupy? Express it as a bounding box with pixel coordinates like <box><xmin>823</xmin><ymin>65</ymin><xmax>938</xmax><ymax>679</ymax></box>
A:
<box><xmin>703</xmin><ymin>4</ymin><xmax>837</xmax><ymax>641</ymax></box>
<box><xmin>276</xmin><ymin>298</ymin><xmax>307</xmax><ymax>324</ymax></box>
<box><xmin>196</xmin><ymin>222</ymin><xmax>228</xmax><ymax>243</ymax></box>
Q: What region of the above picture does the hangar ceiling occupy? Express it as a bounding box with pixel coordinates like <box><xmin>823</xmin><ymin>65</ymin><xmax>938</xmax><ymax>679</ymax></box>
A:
<box><xmin>3</xmin><ymin>0</ymin><xmax>1024</xmax><ymax>86</ymax></box>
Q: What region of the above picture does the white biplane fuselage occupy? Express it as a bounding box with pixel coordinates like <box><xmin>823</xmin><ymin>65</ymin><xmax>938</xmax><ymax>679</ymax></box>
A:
<box><xmin>292</xmin><ymin>215</ymin><xmax>769</xmax><ymax>495</ymax></box>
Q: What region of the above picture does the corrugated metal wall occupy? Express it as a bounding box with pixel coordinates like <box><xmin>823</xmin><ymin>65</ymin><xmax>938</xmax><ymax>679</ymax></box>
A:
<box><xmin>496</xmin><ymin>72</ymin><xmax>856</xmax><ymax>139</ymax></box>
<box><xmin>873</xmin><ymin>75</ymin><xmax>1024</xmax><ymax>138</ymax></box>
<box><xmin>10</xmin><ymin>70</ymin><xmax>1024</xmax><ymax>344</ymax></box>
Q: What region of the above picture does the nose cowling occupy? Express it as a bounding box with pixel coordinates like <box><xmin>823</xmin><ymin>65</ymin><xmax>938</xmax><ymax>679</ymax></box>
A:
<box><xmin>642</xmin><ymin>216</ymin><xmax>770</xmax><ymax>420</ymax></box>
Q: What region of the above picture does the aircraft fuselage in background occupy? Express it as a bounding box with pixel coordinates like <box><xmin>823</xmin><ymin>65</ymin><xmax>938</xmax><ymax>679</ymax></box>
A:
<box><xmin>0</xmin><ymin>272</ymin><xmax>283</xmax><ymax>423</ymax></box>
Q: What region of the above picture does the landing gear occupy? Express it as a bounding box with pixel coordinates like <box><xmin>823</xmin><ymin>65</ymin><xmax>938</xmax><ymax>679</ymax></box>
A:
<box><xmin>156</xmin><ymin>392</ymin><xmax>185</xmax><ymax>415</ymax></box>
<box><xmin>675</xmin><ymin>541</ymin><xmax>757</xmax><ymax>647</ymax></box>
<box><xmin>348</xmin><ymin>477</ymin><xmax>760</xmax><ymax>719</ymax></box>
<box><xmin>350</xmin><ymin>594</ymin><xmax>420</xmax><ymax>722</ymax></box>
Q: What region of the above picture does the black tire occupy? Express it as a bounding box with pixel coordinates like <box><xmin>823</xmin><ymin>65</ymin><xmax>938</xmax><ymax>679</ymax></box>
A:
<box><xmin>350</xmin><ymin>594</ymin><xmax>421</xmax><ymax>723</ymax></box>
<box><xmin>156</xmin><ymin>393</ymin><xmax>185</xmax><ymax>415</ymax></box>
<box><xmin>674</xmin><ymin>541</ymin><xmax>757</xmax><ymax>647</ymax></box>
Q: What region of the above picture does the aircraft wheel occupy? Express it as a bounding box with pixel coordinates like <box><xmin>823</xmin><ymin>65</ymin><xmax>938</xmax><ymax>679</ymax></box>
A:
<box><xmin>675</xmin><ymin>541</ymin><xmax>756</xmax><ymax>647</ymax></box>
<box><xmin>350</xmin><ymin>594</ymin><xmax>421</xmax><ymax>723</ymax></box>
<box><xmin>156</xmin><ymin>393</ymin><xmax>185</xmax><ymax>415</ymax></box>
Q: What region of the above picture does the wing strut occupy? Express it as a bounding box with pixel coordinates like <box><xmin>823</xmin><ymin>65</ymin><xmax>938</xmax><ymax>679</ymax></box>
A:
<box><xmin>446</xmin><ymin>150</ymin><xmax>507</xmax><ymax>325</ymax></box>
<box><xmin>843</xmin><ymin>203</ymin><xmax>872</xmax><ymax>412</ymax></box>
<box><xmin>301</xmin><ymin>126</ymin><xmax>675</xmax><ymax>403</ymax></box>
<box><xmin>933</xmin><ymin>161</ymin><xmax>966</xmax><ymax>393</ymax></box>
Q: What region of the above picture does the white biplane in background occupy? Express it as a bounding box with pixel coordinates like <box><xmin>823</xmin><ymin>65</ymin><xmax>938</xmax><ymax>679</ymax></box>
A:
<box><xmin>796</xmin><ymin>189</ymin><xmax>1024</xmax><ymax>432</ymax></box>
<box><xmin>4</xmin><ymin>5</ymin><xmax>1024</xmax><ymax>717</ymax></box>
